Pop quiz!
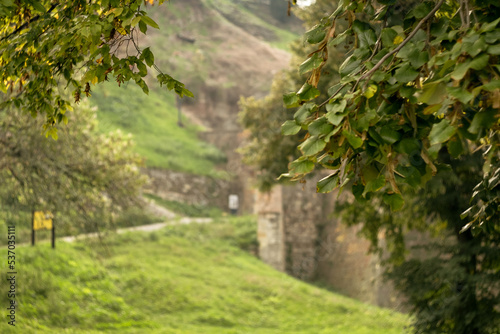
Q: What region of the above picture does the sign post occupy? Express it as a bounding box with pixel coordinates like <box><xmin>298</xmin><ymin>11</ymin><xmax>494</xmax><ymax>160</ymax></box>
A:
<box><xmin>228</xmin><ymin>194</ymin><xmax>239</xmax><ymax>215</ymax></box>
<box><xmin>31</xmin><ymin>210</ymin><xmax>35</xmax><ymax>246</ymax></box>
<box><xmin>32</xmin><ymin>211</ymin><xmax>55</xmax><ymax>248</ymax></box>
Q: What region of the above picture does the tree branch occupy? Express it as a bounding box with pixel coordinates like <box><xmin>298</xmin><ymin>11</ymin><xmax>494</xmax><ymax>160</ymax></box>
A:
<box><xmin>357</xmin><ymin>0</ymin><xmax>445</xmax><ymax>84</ymax></box>
<box><xmin>0</xmin><ymin>4</ymin><xmax>57</xmax><ymax>42</ymax></box>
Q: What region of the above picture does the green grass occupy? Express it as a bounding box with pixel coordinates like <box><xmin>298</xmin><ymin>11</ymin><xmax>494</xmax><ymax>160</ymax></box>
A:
<box><xmin>90</xmin><ymin>82</ymin><xmax>225</xmax><ymax>176</ymax></box>
<box><xmin>0</xmin><ymin>216</ymin><xmax>409</xmax><ymax>333</ymax></box>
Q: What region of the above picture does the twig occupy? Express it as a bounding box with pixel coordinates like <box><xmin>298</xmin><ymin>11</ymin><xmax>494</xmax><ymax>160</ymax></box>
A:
<box><xmin>352</xmin><ymin>21</ymin><xmax>386</xmax><ymax>92</ymax></box>
<box><xmin>318</xmin><ymin>83</ymin><xmax>348</xmax><ymax>108</ymax></box>
<box><xmin>464</xmin><ymin>0</ymin><xmax>471</xmax><ymax>29</ymax></box>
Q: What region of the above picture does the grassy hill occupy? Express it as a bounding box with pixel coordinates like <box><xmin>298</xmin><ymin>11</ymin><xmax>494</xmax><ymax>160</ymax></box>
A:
<box><xmin>0</xmin><ymin>217</ymin><xmax>409</xmax><ymax>333</ymax></box>
<box><xmin>91</xmin><ymin>82</ymin><xmax>225</xmax><ymax>176</ymax></box>
<box><xmin>90</xmin><ymin>0</ymin><xmax>299</xmax><ymax>176</ymax></box>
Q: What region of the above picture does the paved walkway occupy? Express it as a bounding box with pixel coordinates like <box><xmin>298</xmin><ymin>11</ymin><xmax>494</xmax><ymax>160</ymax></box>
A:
<box><xmin>60</xmin><ymin>217</ymin><xmax>213</xmax><ymax>243</ymax></box>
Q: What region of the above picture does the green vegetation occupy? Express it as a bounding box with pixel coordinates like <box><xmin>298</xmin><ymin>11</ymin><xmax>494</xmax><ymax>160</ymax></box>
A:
<box><xmin>281</xmin><ymin>0</ymin><xmax>500</xmax><ymax>228</ymax></box>
<box><xmin>241</xmin><ymin>0</ymin><xmax>500</xmax><ymax>332</ymax></box>
<box><xmin>0</xmin><ymin>0</ymin><xmax>191</xmax><ymax>131</ymax></box>
<box><xmin>0</xmin><ymin>102</ymin><xmax>146</xmax><ymax>240</ymax></box>
<box><xmin>91</xmin><ymin>82</ymin><xmax>225</xmax><ymax>176</ymax></box>
<box><xmin>0</xmin><ymin>217</ymin><xmax>408</xmax><ymax>333</ymax></box>
<box><xmin>205</xmin><ymin>0</ymin><xmax>299</xmax><ymax>51</ymax></box>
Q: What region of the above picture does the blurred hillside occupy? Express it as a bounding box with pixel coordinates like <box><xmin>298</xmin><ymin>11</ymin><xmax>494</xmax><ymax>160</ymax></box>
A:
<box><xmin>92</xmin><ymin>0</ymin><xmax>300</xmax><ymax>173</ymax></box>
<box><xmin>90</xmin><ymin>0</ymin><xmax>303</xmax><ymax>212</ymax></box>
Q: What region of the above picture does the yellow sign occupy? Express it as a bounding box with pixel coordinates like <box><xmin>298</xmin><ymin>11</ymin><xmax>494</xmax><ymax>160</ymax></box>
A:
<box><xmin>33</xmin><ymin>211</ymin><xmax>53</xmax><ymax>230</ymax></box>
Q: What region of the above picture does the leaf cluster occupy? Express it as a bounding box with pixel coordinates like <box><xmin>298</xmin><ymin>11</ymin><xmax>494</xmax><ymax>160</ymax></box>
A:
<box><xmin>340</xmin><ymin>151</ymin><xmax>500</xmax><ymax>333</ymax></box>
<box><xmin>281</xmin><ymin>0</ymin><xmax>500</xmax><ymax>229</ymax></box>
<box><xmin>0</xmin><ymin>0</ymin><xmax>192</xmax><ymax>135</ymax></box>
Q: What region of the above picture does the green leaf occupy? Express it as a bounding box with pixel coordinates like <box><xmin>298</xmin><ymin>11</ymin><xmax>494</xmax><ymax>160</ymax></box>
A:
<box><xmin>380</xmin><ymin>127</ymin><xmax>401</xmax><ymax>144</ymax></box>
<box><xmin>138</xmin><ymin>20</ymin><xmax>148</xmax><ymax>34</ymax></box>
<box><xmin>468</xmin><ymin>109</ymin><xmax>498</xmax><ymax>134</ymax></box>
<box><xmin>396</xmin><ymin>165</ymin><xmax>421</xmax><ymax>188</ymax></box>
<box><xmin>131</xmin><ymin>15</ymin><xmax>142</xmax><ymax>27</ymax></box>
<box><xmin>326</xmin><ymin>99</ymin><xmax>347</xmax><ymax>114</ymax></box>
<box><xmin>469</xmin><ymin>54</ymin><xmax>489</xmax><ymax>70</ymax></box>
<box><xmin>381</xmin><ymin>28</ymin><xmax>398</xmax><ymax>48</ymax></box>
<box><xmin>137</xmin><ymin>61</ymin><xmax>148</xmax><ymax>76</ymax></box>
<box><xmin>446</xmin><ymin>86</ymin><xmax>473</xmax><ymax>104</ymax></box>
<box><xmin>362</xmin><ymin>164</ymin><xmax>380</xmax><ymax>183</ymax></box>
<box><xmin>181</xmin><ymin>87</ymin><xmax>194</xmax><ymax>98</ymax></box>
<box><xmin>364</xmin><ymin>174</ymin><xmax>386</xmax><ymax>195</ymax></box>
<box><xmin>283</xmin><ymin>93</ymin><xmax>300</xmax><ymax>108</ymax></box>
<box><xmin>429</xmin><ymin>119</ymin><xmax>456</xmax><ymax>145</ymax></box>
<box><xmin>485</xmin><ymin>30</ymin><xmax>500</xmax><ymax>44</ymax></box>
<box><xmin>342</xmin><ymin>130</ymin><xmax>363</xmax><ymax>149</ymax></box>
<box><xmin>281</xmin><ymin>120</ymin><xmax>301</xmax><ymax>136</ymax></box>
<box><xmin>394</xmin><ymin>64</ymin><xmax>419</xmax><ymax>83</ymax></box>
<box><xmin>354</xmin><ymin>109</ymin><xmax>377</xmax><ymax>132</ymax></box>
<box><xmin>30</xmin><ymin>0</ymin><xmax>46</xmax><ymax>13</ymax></box>
<box><xmin>357</xmin><ymin>29</ymin><xmax>377</xmax><ymax>49</ymax></box>
<box><xmin>352</xmin><ymin>183</ymin><xmax>366</xmax><ymax>202</ymax></box>
<box><xmin>299</xmin><ymin>53</ymin><xmax>323</xmax><ymax>75</ymax></box>
<box><xmin>383</xmin><ymin>193</ymin><xmax>404</xmax><ymax>211</ymax></box>
<box><xmin>482</xmin><ymin>80</ymin><xmax>500</xmax><ymax>91</ymax></box>
<box><xmin>305</xmin><ymin>24</ymin><xmax>326</xmax><ymax>44</ymax></box>
<box><xmin>417</xmin><ymin>81</ymin><xmax>446</xmax><ymax>105</ymax></box>
<box><xmin>140</xmin><ymin>15</ymin><xmax>159</xmax><ymax>29</ymax></box>
<box><xmin>329</xmin><ymin>30</ymin><xmax>349</xmax><ymax>46</ymax></box>
<box><xmin>470</xmin><ymin>36</ymin><xmax>487</xmax><ymax>57</ymax></box>
<box><xmin>297</xmin><ymin>83</ymin><xmax>321</xmax><ymax>101</ymax></box>
<box><xmin>317</xmin><ymin>173</ymin><xmax>339</xmax><ymax>193</ymax></box>
<box><xmin>487</xmin><ymin>44</ymin><xmax>500</xmax><ymax>55</ymax></box>
<box><xmin>326</xmin><ymin>111</ymin><xmax>347</xmax><ymax>126</ymax></box>
<box><xmin>409</xmin><ymin>2</ymin><xmax>431</xmax><ymax>19</ymax></box>
<box><xmin>299</xmin><ymin>136</ymin><xmax>326</xmax><ymax>156</ymax></box>
<box><xmin>396</xmin><ymin>138</ymin><xmax>421</xmax><ymax>155</ymax></box>
<box><xmin>339</xmin><ymin>56</ymin><xmax>361</xmax><ymax>77</ymax></box>
<box><xmin>308</xmin><ymin>117</ymin><xmax>333</xmax><ymax>136</ymax></box>
<box><xmin>110</xmin><ymin>7</ymin><xmax>124</xmax><ymax>16</ymax></box>
<box><xmin>408</xmin><ymin>49</ymin><xmax>429</xmax><ymax>68</ymax></box>
<box><xmin>289</xmin><ymin>159</ymin><xmax>315</xmax><ymax>174</ymax></box>
<box><xmin>479</xmin><ymin>17</ymin><xmax>500</xmax><ymax>33</ymax></box>
<box><xmin>142</xmin><ymin>47</ymin><xmax>155</xmax><ymax>67</ymax></box>
<box><xmin>294</xmin><ymin>103</ymin><xmax>316</xmax><ymax>123</ymax></box>
<box><xmin>451</xmin><ymin>60</ymin><xmax>471</xmax><ymax>80</ymax></box>
<box><xmin>136</xmin><ymin>78</ymin><xmax>149</xmax><ymax>94</ymax></box>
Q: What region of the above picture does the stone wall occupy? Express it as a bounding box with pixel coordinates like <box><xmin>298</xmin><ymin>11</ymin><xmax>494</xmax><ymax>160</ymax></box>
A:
<box><xmin>281</xmin><ymin>177</ymin><xmax>328</xmax><ymax>280</ymax></box>
<box><xmin>144</xmin><ymin>168</ymin><xmax>230</xmax><ymax>209</ymax></box>
<box><xmin>255</xmin><ymin>175</ymin><xmax>400</xmax><ymax>307</ymax></box>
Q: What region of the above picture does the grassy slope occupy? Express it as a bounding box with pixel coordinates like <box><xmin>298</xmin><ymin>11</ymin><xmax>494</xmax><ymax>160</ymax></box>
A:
<box><xmin>90</xmin><ymin>0</ymin><xmax>298</xmax><ymax>176</ymax></box>
<box><xmin>203</xmin><ymin>0</ymin><xmax>300</xmax><ymax>51</ymax></box>
<box><xmin>0</xmin><ymin>217</ymin><xmax>409</xmax><ymax>333</ymax></box>
<box><xmin>91</xmin><ymin>82</ymin><xmax>225</xmax><ymax>176</ymax></box>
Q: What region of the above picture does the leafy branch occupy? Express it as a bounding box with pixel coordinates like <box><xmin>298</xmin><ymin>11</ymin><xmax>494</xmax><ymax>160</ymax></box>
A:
<box><xmin>357</xmin><ymin>0</ymin><xmax>445</xmax><ymax>84</ymax></box>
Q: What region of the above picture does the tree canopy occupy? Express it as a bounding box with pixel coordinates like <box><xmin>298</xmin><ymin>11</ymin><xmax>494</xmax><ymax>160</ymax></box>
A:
<box><xmin>0</xmin><ymin>100</ymin><xmax>147</xmax><ymax>234</ymax></box>
<box><xmin>277</xmin><ymin>0</ymin><xmax>500</xmax><ymax>232</ymax></box>
<box><xmin>0</xmin><ymin>0</ymin><xmax>192</xmax><ymax>137</ymax></box>
<box><xmin>240</xmin><ymin>1</ymin><xmax>500</xmax><ymax>332</ymax></box>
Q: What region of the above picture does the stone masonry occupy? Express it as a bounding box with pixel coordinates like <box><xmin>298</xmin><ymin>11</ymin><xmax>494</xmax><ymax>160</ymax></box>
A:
<box><xmin>255</xmin><ymin>174</ymin><xmax>400</xmax><ymax>307</ymax></box>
